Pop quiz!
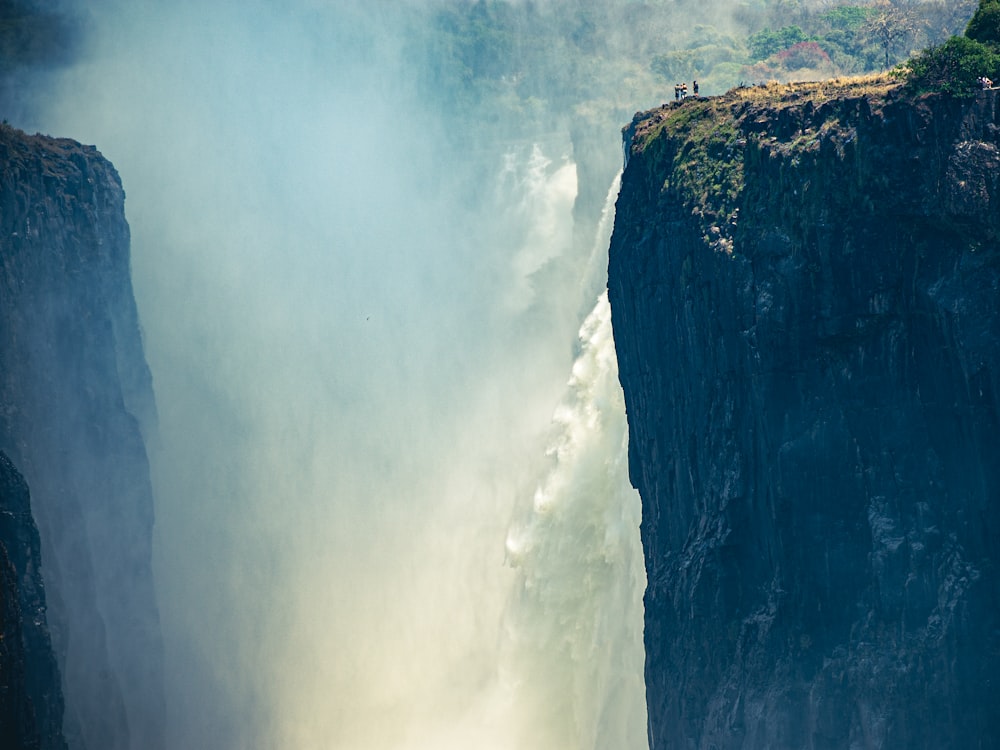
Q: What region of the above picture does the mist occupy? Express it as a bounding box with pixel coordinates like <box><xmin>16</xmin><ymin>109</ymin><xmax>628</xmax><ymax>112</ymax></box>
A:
<box><xmin>16</xmin><ymin>1</ymin><xmax>648</xmax><ymax>748</ymax></box>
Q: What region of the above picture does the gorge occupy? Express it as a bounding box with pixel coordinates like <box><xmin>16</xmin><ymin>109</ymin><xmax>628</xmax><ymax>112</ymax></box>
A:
<box><xmin>2</xmin><ymin>2</ymin><xmax>999</xmax><ymax>749</ymax></box>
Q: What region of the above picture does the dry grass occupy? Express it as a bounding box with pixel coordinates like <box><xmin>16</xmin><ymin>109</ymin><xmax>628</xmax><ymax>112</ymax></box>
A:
<box><xmin>724</xmin><ymin>72</ymin><xmax>901</xmax><ymax>107</ymax></box>
<box><xmin>631</xmin><ymin>72</ymin><xmax>902</xmax><ymax>150</ymax></box>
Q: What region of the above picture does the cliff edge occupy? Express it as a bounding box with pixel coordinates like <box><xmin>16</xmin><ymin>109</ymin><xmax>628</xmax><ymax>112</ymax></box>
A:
<box><xmin>0</xmin><ymin>124</ymin><xmax>163</xmax><ymax>750</ymax></box>
<box><xmin>609</xmin><ymin>78</ymin><xmax>1000</xmax><ymax>749</ymax></box>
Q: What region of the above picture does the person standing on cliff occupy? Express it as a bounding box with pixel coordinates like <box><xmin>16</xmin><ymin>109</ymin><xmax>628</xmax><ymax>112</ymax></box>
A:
<box><xmin>693</xmin><ymin>80</ymin><xmax>699</xmax><ymax>96</ymax></box>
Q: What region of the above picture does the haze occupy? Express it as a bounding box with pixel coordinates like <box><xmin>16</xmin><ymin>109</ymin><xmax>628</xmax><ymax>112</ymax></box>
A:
<box><xmin>19</xmin><ymin>1</ymin><xmax>647</xmax><ymax>748</ymax></box>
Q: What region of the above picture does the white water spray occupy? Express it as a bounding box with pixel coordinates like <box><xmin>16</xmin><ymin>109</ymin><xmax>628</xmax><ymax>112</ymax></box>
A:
<box><xmin>500</xmin><ymin>290</ymin><xmax>647</xmax><ymax>750</ymax></box>
<box><xmin>497</xmin><ymin>170</ymin><xmax>646</xmax><ymax>750</ymax></box>
<box><xmin>382</xmin><ymin>166</ymin><xmax>646</xmax><ymax>750</ymax></box>
<box><xmin>24</xmin><ymin>3</ymin><xmax>649</xmax><ymax>748</ymax></box>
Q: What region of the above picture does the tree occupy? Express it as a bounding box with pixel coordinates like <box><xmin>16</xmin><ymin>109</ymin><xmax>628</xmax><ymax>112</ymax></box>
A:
<box><xmin>820</xmin><ymin>5</ymin><xmax>874</xmax><ymax>32</ymax></box>
<box><xmin>966</xmin><ymin>0</ymin><xmax>1000</xmax><ymax>46</ymax></box>
<box><xmin>747</xmin><ymin>25</ymin><xmax>808</xmax><ymax>61</ymax></box>
<box><xmin>865</xmin><ymin>0</ymin><xmax>919</xmax><ymax>69</ymax></box>
<box><xmin>903</xmin><ymin>34</ymin><xmax>1000</xmax><ymax>96</ymax></box>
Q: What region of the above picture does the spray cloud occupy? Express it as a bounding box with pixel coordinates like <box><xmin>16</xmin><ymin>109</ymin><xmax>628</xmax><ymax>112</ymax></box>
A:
<box><xmin>14</xmin><ymin>1</ymin><xmax>658</xmax><ymax>747</ymax></box>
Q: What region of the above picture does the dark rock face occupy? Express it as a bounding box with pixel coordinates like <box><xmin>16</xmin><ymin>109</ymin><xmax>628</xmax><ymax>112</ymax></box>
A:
<box><xmin>609</xmin><ymin>85</ymin><xmax>1000</xmax><ymax>749</ymax></box>
<box><xmin>0</xmin><ymin>451</ymin><xmax>66</xmax><ymax>750</ymax></box>
<box><xmin>0</xmin><ymin>124</ymin><xmax>163</xmax><ymax>750</ymax></box>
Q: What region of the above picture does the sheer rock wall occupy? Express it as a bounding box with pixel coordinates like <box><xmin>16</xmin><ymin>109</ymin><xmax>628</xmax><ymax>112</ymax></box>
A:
<box><xmin>609</xmin><ymin>85</ymin><xmax>1000</xmax><ymax>749</ymax></box>
<box><xmin>0</xmin><ymin>125</ymin><xmax>163</xmax><ymax>750</ymax></box>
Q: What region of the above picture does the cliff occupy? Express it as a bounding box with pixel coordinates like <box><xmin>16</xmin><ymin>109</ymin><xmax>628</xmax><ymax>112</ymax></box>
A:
<box><xmin>0</xmin><ymin>124</ymin><xmax>163</xmax><ymax>750</ymax></box>
<box><xmin>609</xmin><ymin>78</ymin><xmax>1000</xmax><ymax>749</ymax></box>
<box><xmin>1</xmin><ymin>451</ymin><xmax>66</xmax><ymax>750</ymax></box>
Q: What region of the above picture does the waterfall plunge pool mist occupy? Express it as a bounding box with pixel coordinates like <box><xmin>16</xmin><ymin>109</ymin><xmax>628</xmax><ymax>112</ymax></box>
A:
<box><xmin>141</xmin><ymin>143</ymin><xmax>647</xmax><ymax>750</ymax></box>
<box><xmin>25</xmin><ymin>2</ymin><xmax>650</xmax><ymax>747</ymax></box>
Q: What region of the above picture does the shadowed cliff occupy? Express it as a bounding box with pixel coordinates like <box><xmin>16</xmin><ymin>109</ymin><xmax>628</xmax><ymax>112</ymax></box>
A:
<box><xmin>0</xmin><ymin>123</ymin><xmax>163</xmax><ymax>750</ymax></box>
<box><xmin>0</xmin><ymin>450</ymin><xmax>65</xmax><ymax>750</ymax></box>
<box><xmin>610</xmin><ymin>79</ymin><xmax>1000</xmax><ymax>749</ymax></box>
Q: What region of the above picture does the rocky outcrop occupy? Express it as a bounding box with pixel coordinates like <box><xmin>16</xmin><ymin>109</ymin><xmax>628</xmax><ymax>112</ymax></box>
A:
<box><xmin>0</xmin><ymin>124</ymin><xmax>163</xmax><ymax>750</ymax></box>
<box><xmin>609</xmin><ymin>81</ymin><xmax>1000</xmax><ymax>749</ymax></box>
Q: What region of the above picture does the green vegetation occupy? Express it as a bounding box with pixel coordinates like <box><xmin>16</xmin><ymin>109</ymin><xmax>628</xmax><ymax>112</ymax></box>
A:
<box><xmin>697</xmin><ymin>1</ymin><xmax>976</xmax><ymax>87</ymax></box>
<box><xmin>748</xmin><ymin>26</ymin><xmax>809</xmax><ymax>62</ymax></box>
<box><xmin>400</xmin><ymin>0</ymin><xmax>980</xmax><ymax>145</ymax></box>
<box><xmin>822</xmin><ymin>5</ymin><xmax>874</xmax><ymax>31</ymax></box>
<box><xmin>632</xmin><ymin>96</ymin><xmax>747</xmax><ymax>251</ymax></box>
<box><xmin>900</xmin><ymin>0</ymin><xmax>1000</xmax><ymax>97</ymax></box>
<box><xmin>966</xmin><ymin>0</ymin><xmax>1000</xmax><ymax>45</ymax></box>
<box><xmin>650</xmin><ymin>24</ymin><xmax>743</xmax><ymax>81</ymax></box>
<box><xmin>903</xmin><ymin>36</ymin><xmax>1000</xmax><ymax>96</ymax></box>
<box><xmin>628</xmin><ymin>72</ymin><xmax>901</xmax><ymax>255</ymax></box>
<box><xmin>5</xmin><ymin>0</ymin><xmax>981</xmax><ymax>140</ymax></box>
<box><xmin>669</xmin><ymin>101</ymin><xmax>744</xmax><ymax>209</ymax></box>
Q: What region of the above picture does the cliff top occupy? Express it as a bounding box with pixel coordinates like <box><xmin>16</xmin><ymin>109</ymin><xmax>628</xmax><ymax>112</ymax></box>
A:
<box><xmin>0</xmin><ymin>122</ymin><xmax>125</xmax><ymax>251</ymax></box>
<box><xmin>625</xmin><ymin>73</ymin><xmax>902</xmax><ymax>147</ymax></box>
<box><xmin>622</xmin><ymin>74</ymin><xmax>1000</xmax><ymax>255</ymax></box>
<box><xmin>629</xmin><ymin>73</ymin><xmax>902</xmax><ymax>154</ymax></box>
<box><xmin>1</xmin><ymin>121</ymin><xmax>105</xmax><ymax>162</ymax></box>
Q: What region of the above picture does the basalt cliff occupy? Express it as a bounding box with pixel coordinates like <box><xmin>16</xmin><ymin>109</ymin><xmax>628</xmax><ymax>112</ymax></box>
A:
<box><xmin>609</xmin><ymin>80</ymin><xmax>1000</xmax><ymax>749</ymax></box>
<box><xmin>0</xmin><ymin>125</ymin><xmax>163</xmax><ymax>750</ymax></box>
<box><xmin>1</xmin><ymin>450</ymin><xmax>65</xmax><ymax>750</ymax></box>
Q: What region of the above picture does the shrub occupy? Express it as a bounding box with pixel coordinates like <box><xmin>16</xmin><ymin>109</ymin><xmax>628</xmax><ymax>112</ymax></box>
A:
<box><xmin>902</xmin><ymin>35</ymin><xmax>1000</xmax><ymax>96</ymax></box>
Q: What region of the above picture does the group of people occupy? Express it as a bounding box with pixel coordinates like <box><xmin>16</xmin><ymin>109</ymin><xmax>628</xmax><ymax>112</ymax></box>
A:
<box><xmin>979</xmin><ymin>76</ymin><xmax>995</xmax><ymax>89</ymax></box>
<box><xmin>673</xmin><ymin>80</ymin><xmax>700</xmax><ymax>100</ymax></box>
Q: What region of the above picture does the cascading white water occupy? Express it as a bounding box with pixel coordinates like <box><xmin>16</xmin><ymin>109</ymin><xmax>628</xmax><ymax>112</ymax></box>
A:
<box><xmin>305</xmin><ymin>153</ymin><xmax>647</xmax><ymax>750</ymax></box>
<box><xmin>497</xmin><ymin>169</ymin><xmax>646</xmax><ymax>750</ymax></box>
<box><xmin>500</xmin><ymin>289</ymin><xmax>647</xmax><ymax>750</ymax></box>
<box><xmin>25</xmin><ymin>3</ymin><xmax>649</xmax><ymax>748</ymax></box>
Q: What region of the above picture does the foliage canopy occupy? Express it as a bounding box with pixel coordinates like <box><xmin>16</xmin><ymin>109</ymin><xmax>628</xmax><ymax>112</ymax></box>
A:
<box><xmin>747</xmin><ymin>26</ymin><xmax>809</xmax><ymax>62</ymax></box>
<box><xmin>900</xmin><ymin>0</ymin><xmax>1000</xmax><ymax>97</ymax></box>
<box><xmin>966</xmin><ymin>0</ymin><xmax>1000</xmax><ymax>46</ymax></box>
<box><xmin>902</xmin><ymin>35</ymin><xmax>1000</xmax><ymax>96</ymax></box>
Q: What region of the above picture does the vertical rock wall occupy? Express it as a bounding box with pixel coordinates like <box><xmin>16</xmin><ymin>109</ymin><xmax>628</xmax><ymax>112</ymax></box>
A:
<box><xmin>0</xmin><ymin>124</ymin><xmax>163</xmax><ymax>750</ymax></box>
<box><xmin>609</xmin><ymin>85</ymin><xmax>1000</xmax><ymax>749</ymax></box>
<box><xmin>0</xmin><ymin>451</ymin><xmax>66</xmax><ymax>750</ymax></box>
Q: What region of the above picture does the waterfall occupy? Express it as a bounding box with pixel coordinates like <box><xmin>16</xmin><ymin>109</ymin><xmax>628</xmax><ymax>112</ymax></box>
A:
<box><xmin>369</xmin><ymin>160</ymin><xmax>646</xmax><ymax>750</ymax></box>
<box><xmin>25</xmin><ymin>2</ymin><xmax>649</xmax><ymax>746</ymax></box>
<box><xmin>500</xmin><ymin>290</ymin><xmax>648</xmax><ymax>750</ymax></box>
<box><xmin>497</xmin><ymin>171</ymin><xmax>647</xmax><ymax>750</ymax></box>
